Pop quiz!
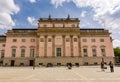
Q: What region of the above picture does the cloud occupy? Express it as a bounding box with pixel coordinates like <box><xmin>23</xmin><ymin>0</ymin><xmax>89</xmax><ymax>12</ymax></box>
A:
<box><xmin>27</xmin><ymin>16</ymin><xmax>36</xmax><ymax>25</ymax></box>
<box><xmin>50</xmin><ymin>0</ymin><xmax>120</xmax><ymax>47</ymax></box>
<box><xmin>0</xmin><ymin>0</ymin><xmax>20</xmax><ymax>29</ymax></box>
<box><xmin>51</xmin><ymin>0</ymin><xmax>70</xmax><ymax>8</ymax></box>
<box><xmin>29</xmin><ymin>0</ymin><xmax>37</xmax><ymax>3</ymax></box>
<box><xmin>113</xmin><ymin>39</ymin><xmax>120</xmax><ymax>48</ymax></box>
<box><xmin>80</xmin><ymin>11</ymin><xmax>87</xmax><ymax>17</ymax></box>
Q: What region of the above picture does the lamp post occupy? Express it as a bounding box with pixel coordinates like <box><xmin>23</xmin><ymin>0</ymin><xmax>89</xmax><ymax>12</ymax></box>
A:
<box><xmin>33</xmin><ymin>56</ymin><xmax>35</xmax><ymax>70</ymax></box>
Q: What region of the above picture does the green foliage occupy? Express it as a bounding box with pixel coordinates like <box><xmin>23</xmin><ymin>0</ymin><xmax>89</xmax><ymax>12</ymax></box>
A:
<box><xmin>114</xmin><ymin>47</ymin><xmax>120</xmax><ymax>56</ymax></box>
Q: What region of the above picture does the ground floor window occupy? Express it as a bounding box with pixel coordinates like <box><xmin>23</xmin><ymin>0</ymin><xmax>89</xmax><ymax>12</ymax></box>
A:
<box><xmin>101</xmin><ymin>48</ymin><xmax>106</xmax><ymax>57</ymax></box>
<box><xmin>1</xmin><ymin>50</ymin><xmax>4</xmax><ymax>58</ymax></box>
<box><xmin>56</xmin><ymin>48</ymin><xmax>61</xmax><ymax>56</ymax></box>
<box><xmin>12</xmin><ymin>49</ymin><xmax>16</xmax><ymax>57</ymax></box>
<box><xmin>21</xmin><ymin>48</ymin><xmax>25</xmax><ymax>57</ymax></box>
<box><xmin>30</xmin><ymin>48</ymin><xmax>34</xmax><ymax>57</ymax></box>
<box><xmin>92</xmin><ymin>47</ymin><xmax>97</xmax><ymax>57</ymax></box>
<box><xmin>83</xmin><ymin>48</ymin><xmax>88</xmax><ymax>57</ymax></box>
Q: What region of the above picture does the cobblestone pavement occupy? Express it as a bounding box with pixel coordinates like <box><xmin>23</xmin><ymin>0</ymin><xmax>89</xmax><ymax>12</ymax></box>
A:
<box><xmin>0</xmin><ymin>66</ymin><xmax>120</xmax><ymax>82</ymax></box>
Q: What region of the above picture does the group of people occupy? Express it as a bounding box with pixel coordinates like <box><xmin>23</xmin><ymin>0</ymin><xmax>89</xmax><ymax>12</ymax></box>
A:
<box><xmin>101</xmin><ymin>59</ymin><xmax>114</xmax><ymax>72</ymax></box>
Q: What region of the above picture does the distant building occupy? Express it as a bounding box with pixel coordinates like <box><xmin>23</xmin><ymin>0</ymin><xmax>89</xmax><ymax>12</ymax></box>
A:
<box><xmin>0</xmin><ymin>15</ymin><xmax>114</xmax><ymax>66</ymax></box>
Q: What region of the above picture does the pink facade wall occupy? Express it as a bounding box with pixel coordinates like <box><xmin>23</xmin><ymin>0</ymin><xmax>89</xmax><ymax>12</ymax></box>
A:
<box><xmin>65</xmin><ymin>36</ymin><xmax>71</xmax><ymax>56</ymax></box>
<box><xmin>38</xmin><ymin>35</ymin><xmax>80</xmax><ymax>57</ymax></box>
<box><xmin>47</xmin><ymin>36</ymin><xmax>52</xmax><ymax>57</ymax></box>
<box><xmin>39</xmin><ymin>36</ymin><xmax>44</xmax><ymax>57</ymax></box>
<box><xmin>81</xmin><ymin>37</ymin><xmax>114</xmax><ymax>57</ymax></box>
<box><xmin>73</xmin><ymin>36</ymin><xmax>79</xmax><ymax>56</ymax></box>
<box><xmin>39</xmin><ymin>23</ymin><xmax>53</xmax><ymax>27</ymax></box>
<box><xmin>3</xmin><ymin>35</ymin><xmax>114</xmax><ymax>58</ymax></box>
<box><xmin>64</xmin><ymin>23</ymin><xmax>78</xmax><ymax>27</ymax></box>
<box><xmin>54</xmin><ymin>23</ymin><xmax>63</xmax><ymax>27</ymax></box>
<box><xmin>5</xmin><ymin>37</ymin><xmax>36</xmax><ymax>57</ymax></box>
<box><xmin>38</xmin><ymin>22</ymin><xmax>78</xmax><ymax>28</ymax></box>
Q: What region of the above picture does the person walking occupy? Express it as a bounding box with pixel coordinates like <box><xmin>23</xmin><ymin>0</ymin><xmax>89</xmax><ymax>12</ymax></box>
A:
<box><xmin>109</xmin><ymin>61</ymin><xmax>114</xmax><ymax>72</ymax></box>
<box><xmin>101</xmin><ymin>60</ymin><xmax>104</xmax><ymax>71</ymax></box>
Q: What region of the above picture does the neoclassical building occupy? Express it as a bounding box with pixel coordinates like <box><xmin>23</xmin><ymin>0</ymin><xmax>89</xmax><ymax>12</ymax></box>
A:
<box><xmin>0</xmin><ymin>15</ymin><xmax>114</xmax><ymax>66</ymax></box>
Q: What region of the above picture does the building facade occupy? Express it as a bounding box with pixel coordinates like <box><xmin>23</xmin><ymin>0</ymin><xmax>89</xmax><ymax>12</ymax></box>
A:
<box><xmin>0</xmin><ymin>15</ymin><xmax>114</xmax><ymax>66</ymax></box>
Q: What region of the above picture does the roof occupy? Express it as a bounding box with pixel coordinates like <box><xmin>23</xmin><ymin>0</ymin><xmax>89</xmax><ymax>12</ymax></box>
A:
<box><xmin>12</xmin><ymin>28</ymin><xmax>38</xmax><ymax>30</ymax></box>
<box><xmin>80</xmin><ymin>28</ymin><xmax>105</xmax><ymax>30</ymax></box>
<box><xmin>0</xmin><ymin>35</ymin><xmax>6</xmax><ymax>37</ymax></box>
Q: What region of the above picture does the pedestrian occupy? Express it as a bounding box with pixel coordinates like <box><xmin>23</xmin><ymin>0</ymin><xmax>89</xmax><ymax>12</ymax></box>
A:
<box><xmin>109</xmin><ymin>61</ymin><xmax>114</xmax><ymax>72</ymax></box>
<box><xmin>68</xmin><ymin>63</ymin><xmax>72</xmax><ymax>69</ymax></box>
<box><xmin>101</xmin><ymin>60</ymin><xmax>104</xmax><ymax>71</ymax></box>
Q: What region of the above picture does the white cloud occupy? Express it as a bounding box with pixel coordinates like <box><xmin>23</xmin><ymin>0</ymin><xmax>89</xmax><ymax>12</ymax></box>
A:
<box><xmin>51</xmin><ymin>0</ymin><xmax>120</xmax><ymax>16</ymax></box>
<box><xmin>29</xmin><ymin>0</ymin><xmax>37</xmax><ymax>3</ymax></box>
<box><xmin>27</xmin><ymin>16</ymin><xmax>36</xmax><ymax>25</ymax></box>
<box><xmin>113</xmin><ymin>39</ymin><xmax>120</xmax><ymax>48</ymax></box>
<box><xmin>0</xmin><ymin>0</ymin><xmax>20</xmax><ymax>29</ymax></box>
<box><xmin>51</xmin><ymin>0</ymin><xmax>70</xmax><ymax>8</ymax></box>
<box><xmin>80</xmin><ymin>11</ymin><xmax>87</xmax><ymax>17</ymax></box>
<box><xmin>50</xmin><ymin>0</ymin><xmax>120</xmax><ymax>47</ymax></box>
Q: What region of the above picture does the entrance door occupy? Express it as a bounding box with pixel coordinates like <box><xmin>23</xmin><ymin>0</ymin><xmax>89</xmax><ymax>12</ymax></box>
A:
<box><xmin>56</xmin><ymin>48</ymin><xmax>61</xmax><ymax>57</ymax></box>
<box><xmin>11</xmin><ymin>60</ymin><xmax>15</xmax><ymax>66</ymax></box>
<box><xmin>29</xmin><ymin>60</ymin><xmax>34</xmax><ymax>66</ymax></box>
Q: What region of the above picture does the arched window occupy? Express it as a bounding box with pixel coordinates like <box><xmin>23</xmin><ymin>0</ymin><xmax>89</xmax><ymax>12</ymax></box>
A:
<box><xmin>92</xmin><ymin>46</ymin><xmax>97</xmax><ymax>57</ymax></box>
<box><xmin>83</xmin><ymin>46</ymin><xmax>88</xmax><ymax>57</ymax></box>
<box><xmin>30</xmin><ymin>46</ymin><xmax>35</xmax><ymax>57</ymax></box>
<box><xmin>11</xmin><ymin>46</ymin><xmax>17</xmax><ymax>57</ymax></box>
<box><xmin>20</xmin><ymin>46</ymin><xmax>26</xmax><ymax>57</ymax></box>
<box><xmin>100</xmin><ymin>46</ymin><xmax>106</xmax><ymax>57</ymax></box>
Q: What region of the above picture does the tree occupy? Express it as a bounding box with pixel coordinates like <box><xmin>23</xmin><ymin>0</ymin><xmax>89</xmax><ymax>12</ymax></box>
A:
<box><xmin>114</xmin><ymin>47</ymin><xmax>120</xmax><ymax>56</ymax></box>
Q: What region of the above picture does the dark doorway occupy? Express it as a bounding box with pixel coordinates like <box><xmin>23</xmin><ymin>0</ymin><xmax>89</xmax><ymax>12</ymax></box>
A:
<box><xmin>29</xmin><ymin>60</ymin><xmax>34</xmax><ymax>66</ymax></box>
<box><xmin>11</xmin><ymin>60</ymin><xmax>15</xmax><ymax>66</ymax></box>
<box><xmin>0</xmin><ymin>61</ymin><xmax>3</xmax><ymax>66</ymax></box>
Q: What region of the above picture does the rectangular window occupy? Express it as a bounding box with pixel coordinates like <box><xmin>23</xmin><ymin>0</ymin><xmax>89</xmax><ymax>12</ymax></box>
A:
<box><xmin>22</xmin><ymin>39</ymin><xmax>26</xmax><ymax>42</ymax></box>
<box><xmin>12</xmin><ymin>49</ymin><xmax>16</xmax><ymax>57</ymax></box>
<box><xmin>13</xmin><ymin>39</ymin><xmax>17</xmax><ymax>42</ymax></box>
<box><xmin>56</xmin><ymin>48</ymin><xmax>61</xmax><ymax>56</ymax></box>
<box><xmin>21</xmin><ymin>48</ymin><xmax>25</xmax><ymax>57</ymax></box>
<box><xmin>100</xmin><ymin>39</ymin><xmax>104</xmax><ymax>42</ymax></box>
<box><xmin>40</xmin><ymin>38</ymin><xmax>44</xmax><ymax>42</ymax></box>
<box><xmin>92</xmin><ymin>48</ymin><xmax>97</xmax><ymax>56</ymax></box>
<box><xmin>2</xmin><ymin>44</ymin><xmax>5</xmax><ymax>47</ymax></box>
<box><xmin>74</xmin><ymin>38</ymin><xmax>77</xmax><ymax>42</ymax></box>
<box><xmin>66</xmin><ymin>38</ymin><xmax>70</xmax><ymax>42</ymax></box>
<box><xmin>91</xmin><ymin>39</ymin><xmax>96</xmax><ymax>42</ymax></box>
<box><xmin>48</xmin><ymin>38</ymin><xmax>52</xmax><ymax>42</ymax></box>
<box><xmin>30</xmin><ymin>48</ymin><xmax>34</xmax><ymax>57</ymax></box>
<box><xmin>101</xmin><ymin>48</ymin><xmax>106</xmax><ymax>56</ymax></box>
<box><xmin>31</xmin><ymin>39</ymin><xmax>35</xmax><ymax>42</ymax></box>
<box><xmin>1</xmin><ymin>50</ymin><xmax>4</xmax><ymax>58</ymax></box>
<box><xmin>82</xmin><ymin>39</ymin><xmax>87</xmax><ymax>42</ymax></box>
<box><xmin>83</xmin><ymin>48</ymin><xmax>87</xmax><ymax>57</ymax></box>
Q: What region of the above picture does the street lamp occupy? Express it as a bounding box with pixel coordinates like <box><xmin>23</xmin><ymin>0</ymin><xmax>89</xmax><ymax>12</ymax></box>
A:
<box><xmin>33</xmin><ymin>56</ymin><xmax>35</xmax><ymax>70</ymax></box>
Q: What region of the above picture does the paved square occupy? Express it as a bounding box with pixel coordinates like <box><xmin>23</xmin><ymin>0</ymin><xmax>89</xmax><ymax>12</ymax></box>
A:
<box><xmin>0</xmin><ymin>66</ymin><xmax>120</xmax><ymax>82</ymax></box>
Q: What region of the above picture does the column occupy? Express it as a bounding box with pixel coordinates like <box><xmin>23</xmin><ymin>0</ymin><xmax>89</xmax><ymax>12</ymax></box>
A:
<box><xmin>70</xmin><ymin>35</ymin><xmax>73</xmax><ymax>57</ymax></box>
<box><xmin>62</xmin><ymin>35</ymin><xmax>65</xmax><ymax>56</ymax></box>
<box><xmin>78</xmin><ymin>35</ymin><xmax>81</xmax><ymax>57</ymax></box>
<box><xmin>52</xmin><ymin>35</ymin><xmax>55</xmax><ymax>57</ymax></box>
<box><xmin>36</xmin><ymin>36</ymin><xmax>39</xmax><ymax>57</ymax></box>
<box><xmin>44</xmin><ymin>35</ymin><xmax>47</xmax><ymax>57</ymax></box>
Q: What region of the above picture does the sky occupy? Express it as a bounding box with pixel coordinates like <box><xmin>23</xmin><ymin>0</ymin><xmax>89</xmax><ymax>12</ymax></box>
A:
<box><xmin>0</xmin><ymin>0</ymin><xmax>120</xmax><ymax>48</ymax></box>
